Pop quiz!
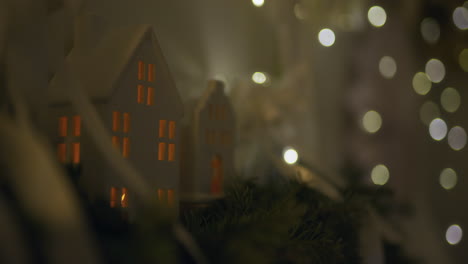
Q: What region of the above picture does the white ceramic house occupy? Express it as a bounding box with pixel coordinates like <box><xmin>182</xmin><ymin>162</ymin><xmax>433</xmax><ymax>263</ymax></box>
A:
<box><xmin>180</xmin><ymin>80</ymin><xmax>236</xmax><ymax>201</ymax></box>
<box><xmin>48</xmin><ymin>24</ymin><xmax>183</xmax><ymax>211</ymax></box>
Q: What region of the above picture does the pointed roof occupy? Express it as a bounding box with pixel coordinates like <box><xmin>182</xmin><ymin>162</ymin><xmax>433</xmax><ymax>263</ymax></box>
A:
<box><xmin>49</xmin><ymin>24</ymin><xmax>183</xmax><ymax>117</ymax></box>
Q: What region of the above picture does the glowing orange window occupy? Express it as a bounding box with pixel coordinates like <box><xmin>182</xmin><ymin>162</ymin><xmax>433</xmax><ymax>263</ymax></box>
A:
<box><xmin>123</xmin><ymin>113</ymin><xmax>130</xmax><ymax>133</ymax></box>
<box><xmin>110</xmin><ymin>187</ymin><xmax>119</xmax><ymax>208</ymax></box>
<box><xmin>148</xmin><ymin>64</ymin><xmax>155</xmax><ymax>82</ymax></box>
<box><xmin>58</xmin><ymin>117</ymin><xmax>67</xmax><ymax>137</ymax></box>
<box><xmin>121</xmin><ymin>187</ymin><xmax>128</xmax><ymax>208</ymax></box>
<box><xmin>168</xmin><ymin>121</ymin><xmax>175</xmax><ymax>139</ymax></box>
<box><xmin>72</xmin><ymin>142</ymin><xmax>80</xmax><ymax>164</ymax></box>
<box><xmin>147</xmin><ymin>87</ymin><xmax>154</xmax><ymax>105</ymax></box>
<box><xmin>158</xmin><ymin>189</ymin><xmax>166</xmax><ymax>203</ymax></box>
<box><xmin>137</xmin><ymin>85</ymin><xmax>145</xmax><ymax>104</ymax></box>
<box><xmin>167</xmin><ymin>189</ymin><xmax>174</xmax><ymax>207</ymax></box>
<box><xmin>122</xmin><ymin>137</ymin><xmax>129</xmax><ymax>158</ymax></box>
<box><xmin>57</xmin><ymin>143</ymin><xmax>67</xmax><ymax>163</ymax></box>
<box><xmin>112</xmin><ymin>136</ymin><xmax>120</xmax><ymax>149</ymax></box>
<box><xmin>138</xmin><ymin>61</ymin><xmax>145</xmax><ymax>80</ymax></box>
<box><xmin>158</xmin><ymin>142</ymin><xmax>166</xmax><ymax>160</ymax></box>
<box><xmin>159</xmin><ymin>120</ymin><xmax>167</xmax><ymax>138</ymax></box>
<box><xmin>72</xmin><ymin>115</ymin><xmax>81</xmax><ymax>136</ymax></box>
<box><xmin>112</xmin><ymin>111</ymin><xmax>120</xmax><ymax>132</ymax></box>
<box><xmin>168</xmin><ymin>144</ymin><xmax>175</xmax><ymax>161</ymax></box>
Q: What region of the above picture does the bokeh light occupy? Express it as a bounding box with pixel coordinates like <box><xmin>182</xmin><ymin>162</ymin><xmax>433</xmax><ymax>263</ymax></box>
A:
<box><xmin>453</xmin><ymin>6</ymin><xmax>468</xmax><ymax>30</ymax></box>
<box><xmin>440</xmin><ymin>168</ymin><xmax>458</xmax><ymax>190</ymax></box>
<box><xmin>420</xmin><ymin>101</ymin><xmax>441</xmax><ymax>126</ymax></box>
<box><xmin>448</xmin><ymin>126</ymin><xmax>467</xmax><ymax>151</ymax></box>
<box><xmin>425</xmin><ymin>59</ymin><xmax>446</xmax><ymax>83</ymax></box>
<box><xmin>252</xmin><ymin>0</ymin><xmax>264</xmax><ymax>7</ymax></box>
<box><xmin>429</xmin><ymin>118</ymin><xmax>448</xmax><ymax>141</ymax></box>
<box><xmin>379</xmin><ymin>56</ymin><xmax>397</xmax><ymax>79</ymax></box>
<box><xmin>318</xmin><ymin>28</ymin><xmax>336</xmax><ymax>47</ymax></box>
<box><xmin>441</xmin><ymin>87</ymin><xmax>461</xmax><ymax>113</ymax></box>
<box><xmin>362</xmin><ymin>110</ymin><xmax>382</xmax><ymax>134</ymax></box>
<box><xmin>459</xmin><ymin>49</ymin><xmax>468</xmax><ymax>72</ymax></box>
<box><xmin>421</xmin><ymin>18</ymin><xmax>440</xmax><ymax>44</ymax></box>
<box><xmin>294</xmin><ymin>3</ymin><xmax>307</xmax><ymax>20</ymax></box>
<box><xmin>283</xmin><ymin>147</ymin><xmax>299</xmax><ymax>165</ymax></box>
<box><xmin>371</xmin><ymin>164</ymin><xmax>390</xmax><ymax>185</ymax></box>
<box><xmin>252</xmin><ymin>72</ymin><xmax>267</xmax><ymax>84</ymax></box>
<box><xmin>446</xmin><ymin>225</ymin><xmax>463</xmax><ymax>245</ymax></box>
<box><xmin>368</xmin><ymin>6</ymin><xmax>387</xmax><ymax>27</ymax></box>
<box><xmin>412</xmin><ymin>72</ymin><xmax>432</xmax><ymax>95</ymax></box>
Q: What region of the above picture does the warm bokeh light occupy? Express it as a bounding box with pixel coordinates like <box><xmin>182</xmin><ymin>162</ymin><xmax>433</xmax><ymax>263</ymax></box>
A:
<box><xmin>429</xmin><ymin>118</ymin><xmax>447</xmax><ymax>141</ymax></box>
<box><xmin>420</xmin><ymin>101</ymin><xmax>440</xmax><ymax>126</ymax></box>
<box><xmin>425</xmin><ymin>59</ymin><xmax>445</xmax><ymax>83</ymax></box>
<box><xmin>441</xmin><ymin>87</ymin><xmax>461</xmax><ymax>113</ymax></box>
<box><xmin>294</xmin><ymin>3</ymin><xmax>306</xmax><ymax>20</ymax></box>
<box><xmin>421</xmin><ymin>18</ymin><xmax>440</xmax><ymax>44</ymax></box>
<box><xmin>379</xmin><ymin>56</ymin><xmax>397</xmax><ymax>79</ymax></box>
<box><xmin>459</xmin><ymin>49</ymin><xmax>468</xmax><ymax>72</ymax></box>
<box><xmin>371</xmin><ymin>164</ymin><xmax>389</xmax><ymax>185</ymax></box>
<box><xmin>448</xmin><ymin>126</ymin><xmax>467</xmax><ymax>151</ymax></box>
<box><xmin>446</xmin><ymin>225</ymin><xmax>463</xmax><ymax>245</ymax></box>
<box><xmin>440</xmin><ymin>168</ymin><xmax>458</xmax><ymax>190</ymax></box>
<box><xmin>412</xmin><ymin>72</ymin><xmax>432</xmax><ymax>95</ymax></box>
<box><xmin>252</xmin><ymin>0</ymin><xmax>264</xmax><ymax>7</ymax></box>
<box><xmin>283</xmin><ymin>147</ymin><xmax>299</xmax><ymax>165</ymax></box>
<box><xmin>368</xmin><ymin>6</ymin><xmax>387</xmax><ymax>27</ymax></box>
<box><xmin>252</xmin><ymin>72</ymin><xmax>267</xmax><ymax>84</ymax></box>
<box><xmin>362</xmin><ymin>110</ymin><xmax>382</xmax><ymax>134</ymax></box>
<box><xmin>318</xmin><ymin>28</ymin><xmax>335</xmax><ymax>47</ymax></box>
<box><xmin>453</xmin><ymin>7</ymin><xmax>468</xmax><ymax>30</ymax></box>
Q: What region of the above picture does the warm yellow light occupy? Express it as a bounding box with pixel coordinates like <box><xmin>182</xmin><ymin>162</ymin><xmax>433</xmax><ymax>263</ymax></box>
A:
<box><xmin>441</xmin><ymin>87</ymin><xmax>461</xmax><ymax>113</ymax></box>
<box><xmin>425</xmin><ymin>59</ymin><xmax>445</xmax><ymax>83</ymax></box>
<box><xmin>448</xmin><ymin>126</ymin><xmax>467</xmax><ymax>151</ymax></box>
<box><xmin>283</xmin><ymin>147</ymin><xmax>298</xmax><ymax>165</ymax></box>
<box><xmin>252</xmin><ymin>72</ymin><xmax>267</xmax><ymax>84</ymax></box>
<box><xmin>379</xmin><ymin>56</ymin><xmax>397</xmax><ymax>79</ymax></box>
<box><xmin>440</xmin><ymin>168</ymin><xmax>457</xmax><ymax>190</ymax></box>
<box><xmin>252</xmin><ymin>0</ymin><xmax>264</xmax><ymax>7</ymax></box>
<box><xmin>368</xmin><ymin>6</ymin><xmax>387</xmax><ymax>27</ymax></box>
<box><xmin>362</xmin><ymin>110</ymin><xmax>382</xmax><ymax>134</ymax></box>
<box><xmin>412</xmin><ymin>72</ymin><xmax>432</xmax><ymax>95</ymax></box>
<box><xmin>318</xmin><ymin>28</ymin><xmax>335</xmax><ymax>47</ymax></box>
<box><xmin>459</xmin><ymin>49</ymin><xmax>468</xmax><ymax>72</ymax></box>
<box><xmin>371</xmin><ymin>164</ymin><xmax>389</xmax><ymax>185</ymax></box>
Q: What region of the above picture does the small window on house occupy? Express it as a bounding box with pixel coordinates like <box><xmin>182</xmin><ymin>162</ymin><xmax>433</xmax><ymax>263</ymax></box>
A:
<box><xmin>57</xmin><ymin>143</ymin><xmax>67</xmax><ymax>163</ymax></box>
<box><xmin>168</xmin><ymin>121</ymin><xmax>175</xmax><ymax>139</ymax></box>
<box><xmin>73</xmin><ymin>115</ymin><xmax>81</xmax><ymax>136</ymax></box>
<box><xmin>58</xmin><ymin>117</ymin><xmax>67</xmax><ymax>137</ymax></box>
<box><xmin>167</xmin><ymin>189</ymin><xmax>175</xmax><ymax>207</ymax></box>
<box><xmin>158</xmin><ymin>142</ymin><xmax>166</xmax><ymax>160</ymax></box>
<box><xmin>157</xmin><ymin>189</ymin><xmax>166</xmax><ymax>203</ymax></box>
<box><xmin>159</xmin><ymin>120</ymin><xmax>167</xmax><ymax>138</ymax></box>
<box><xmin>148</xmin><ymin>64</ymin><xmax>155</xmax><ymax>82</ymax></box>
<box><xmin>110</xmin><ymin>187</ymin><xmax>119</xmax><ymax>208</ymax></box>
<box><xmin>138</xmin><ymin>61</ymin><xmax>145</xmax><ymax>80</ymax></box>
<box><xmin>122</xmin><ymin>137</ymin><xmax>129</xmax><ymax>158</ymax></box>
<box><xmin>121</xmin><ymin>187</ymin><xmax>128</xmax><ymax>208</ymax></box>
<box><xmin>112</xmin><ymin>111</ymin><xmax>120</xmax><ymax>132</ymax></box>
<box><xmin>137</xmin><ymin>85</ymin><xmax>145</xmax><ymax>104</ymax></box>
<box><xmin>112</xmin><ymin>136</ymin><xmax>120</xmax><ymax>149</ymax></box>
<box><xmin>72</xmin><ymin>142</ymin><xmax>80</xmax><ymax>164</ymax></box>
<box><xmin>147</xmin><ymin>87</ymin><xmax>154</xmax><ymax>105</ymax></box>
<box><xmin>168</xmin><ymin>144</ymin><xmax>175</xmax><ymax>161</ymax></box>
<box><xmin>123</xmin><ymin>113</ymin><xmax>130</xmax><ymax>133</ymax></box>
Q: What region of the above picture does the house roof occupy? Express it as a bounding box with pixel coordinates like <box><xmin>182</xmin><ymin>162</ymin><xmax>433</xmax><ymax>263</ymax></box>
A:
<box><xmin>49</xmin><ymin>24</ymin><xmax>183</xmax><ymax>117</ymax></box>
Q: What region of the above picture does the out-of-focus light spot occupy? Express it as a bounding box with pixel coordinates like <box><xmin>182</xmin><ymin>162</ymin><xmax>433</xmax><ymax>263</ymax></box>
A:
<box><xmin>420</xmin><ymin>101</ymin><xmax>441</xmax><ymax>126</ymax></box>
<box><xmin>252</xmin><ymin>0</ymin><xmax>264</xmax><ymax>7</ymax></box>
<box><xmin>368</xmin><ymin>6</ymin><xmax>387</xmax><ymax>27</ymax></box>
<box><xmin>379</xmin><ymin>56</ymin><xmax>397</xmax><ymax>79</ymax></box>
<box><xmin>318</xmin><ymin>28</ymin><xmax>335</xmax><ymax>47</ymax></box>
<box><xmin>412</xmin><ymin>72</ymin><xmax>432</xmax><ymax>95</ymax></box>
<box><xmin>283</xmin><ymin>147</ymin><xmax>298</xmax><ymax>165</ymax></box>
<box><xmin>448</xmin><ymin>126</ymin><xmax>467</xmax><ymax>150</ymax></box>
<box><xmin>362</xmin><ymin>110</ymin><xmax>382</xmax><ymax>134</ymax></box>
<box><xmin>294</xmin><ymin>3</ymin><xmax>307</xmax><ymax>20</ymax></box>
<box><xmin>446</xmin><ymin>225</ymin><xmax>463</xmax><ymax>245</ymax></box>
<box><xmin>453</xmin><ymin>7</ymin><xmax>468</xmax><ymax>30</ymax></box>
<box><xmin>441</xmin><ymin>87</ymin><xmax>461</xmax><ymax>113</ymax></box>
<box><xmin>371</xmin><ymin>164</ymin><xmax>389</xmax><ymax>185</ymax></box>
<box><xmin>429</xmin><ymin>118</ymin><xmax>448</xmax><ymax>141</ymax></box>
<box><xmin>425</xmin><ymin>59</ymin><xmax>445</xmax><ymax>83</ymax></box>
<box><xmin>252</xmin><ymin>72</ymin><xmax>267</xmax><ymax>84</ymax></box>
<box><xmin>440</xmin><ymin>168</ymin><xmax>458</xmax><ymax>190</ymax></box>
<box><xmin>421</xmin><ymin>18</ymin><xmax>440</xmax><ymax>44</ymax></box>
<box><xmin>459</xmin><ymin>49</ymin><xmax>468</xmax><ymax>72</ymax></box>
